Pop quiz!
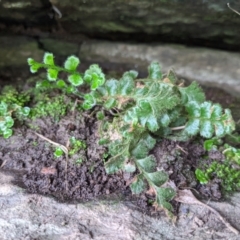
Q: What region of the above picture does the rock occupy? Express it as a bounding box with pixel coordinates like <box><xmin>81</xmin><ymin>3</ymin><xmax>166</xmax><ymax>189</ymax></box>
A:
<box><xmin>79</xmin><ymin>41</ymin><xmax>240</xmax><ymax>97</ymax></box>
<box><xmin>1</xmin><ymin>170</ymin><xmax>240</xmax><ymax>239</ymax></box>
<box><xmin>48</xmin><ymin>0</ymin><xmax>240</xmax><ymax>50</ymax></box>
<box><xmin>0</xmin><ymin>0</ymin><xmax>54</xmax><ymax>30</ymax></box>
<box><xmin>0</xmin><ymin>36</ymin><xmax>44</xmax><ymax>68</ymax></box>
<box><xmin>1</xmin><ymin>1</ymin><xmax>240</xmax><ymax>50</ymax></box>
<box><xmin>0</xmin><ymin>36</ymin><xmax>44</xmax><ymax>84</ymax></box>
<box><xmin>39</xmin><ymin>38</ymin><xmax>79</xmax><ymax>57</ymax></box>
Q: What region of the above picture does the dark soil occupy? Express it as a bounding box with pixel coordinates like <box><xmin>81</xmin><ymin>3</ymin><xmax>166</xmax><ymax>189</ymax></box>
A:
<box><xmin>0</xmin><ymin>111</ymin><xmax>129</xmax><ymax>202</ymax></box>
<box><xmin>0</xmin><ymin>76</ymin><xmax>240</xmax><ymax>216</ymax></box>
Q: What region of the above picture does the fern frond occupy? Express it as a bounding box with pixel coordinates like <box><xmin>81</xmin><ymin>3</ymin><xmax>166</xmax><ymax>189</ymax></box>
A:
<box><xmin>179</xmin><ymin>81</ymin><xmax>205</xmax><ymax>105</ymax></box>
<box><xmin>184</xmin><ymin>101</ymin><xmax>235</xmax><ymax>138</ymax></box>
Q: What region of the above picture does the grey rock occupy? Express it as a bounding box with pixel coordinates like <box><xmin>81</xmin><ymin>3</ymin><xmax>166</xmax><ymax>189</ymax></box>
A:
<box><xmin>1</xmin><ymin>171</ymin><xmax>240</xmax><ymax>239</ymax></box>
<box><xmin>0</xmin><ymin>36</ymin><xmax>44</xmax><ymax>68</ymax></box>
<box><xmin>1</xmin><ymin>1</ymin><xmax>240</xmax><ymax>49</ymax></box>
<box><xmin>80</xmin><ymin>41</ymin><xmax>240</xmax><ymax>96</ymax></box>
<box><xmin>55</xmin><ymin>0</ymin><xmax>240</xmax><ymax>50</ymax></box>
<box><xmin>39</xmin><ymin>38</ymin><xmax>79</xmax><ymax>57</ymax></box>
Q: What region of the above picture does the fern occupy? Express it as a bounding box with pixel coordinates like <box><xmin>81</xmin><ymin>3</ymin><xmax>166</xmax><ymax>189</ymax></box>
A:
<box><xmin>27</xmin><ymin>53</ymin><xmax>237</xmax><ymax>216</ymax></box>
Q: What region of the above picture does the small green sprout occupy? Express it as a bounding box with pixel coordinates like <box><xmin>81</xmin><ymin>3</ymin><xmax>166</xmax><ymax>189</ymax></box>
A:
<box><xmin>203</xmin><ymin>138</ymin><xmax>223</xmax><ymax>151</ymax></box>
<box><xmin>54</xmin><ymin>147</ymin><xmax>64</xmax><ymax>158</ymax></box>
<box><xmin>195</xmin><ymin>169</ymin><xmax>210</xmax><ymax>184</ymax></box>
<box><xmin>69</xmin><ymin>137</ymin><xmax>86</xmax><ymax>156</ymax></box>
<box><xmin>75</xmin><ymin>158</ymin><xmax>83</xmax><ymax>164</ymax></box>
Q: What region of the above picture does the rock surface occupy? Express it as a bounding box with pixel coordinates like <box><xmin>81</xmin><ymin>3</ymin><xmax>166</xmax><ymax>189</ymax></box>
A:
<box><xmin>1</xmin><ymin>171</ymin><xmax>240</xmax><ymax>240</ymax></box>
<box><xmin>79</xmin><ymin>41</ymin><xmax>240</xmax><ymax>96</ymax></box>
<box><xmin>1</xmin><ymin>0</ymin><xmax>240</xmax><ymax>50</ymax></box>
<box><xmin>0</xmin><ymin>36</ymin><xmax>44</xmax><ymax>68</ymax></box>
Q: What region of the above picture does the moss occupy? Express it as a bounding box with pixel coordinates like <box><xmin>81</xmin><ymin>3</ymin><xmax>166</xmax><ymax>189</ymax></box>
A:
<box><xmin>69</xmin><ymin>136</ymin><xmax>87</xmax><ymax>156</ymax></box>
<box><xmin>30</xmin><ymin>94</ymin><xmax>72</xmax><ymax>121</ymax></box>
<box><xmin>0</xmin><ymin>85</ymin><xmax>30</xmax><ymax>107</ymax></box>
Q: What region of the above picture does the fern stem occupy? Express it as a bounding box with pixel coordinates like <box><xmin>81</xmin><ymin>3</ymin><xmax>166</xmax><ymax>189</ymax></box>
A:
<box><xmin>171</xmin><ymin>125</ymin><xmax>185</xmax><ymax>131</ymax></box>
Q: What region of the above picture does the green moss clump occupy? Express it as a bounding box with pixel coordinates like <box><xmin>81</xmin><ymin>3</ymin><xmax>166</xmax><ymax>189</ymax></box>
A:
<box><xmin>196</xmin><ymin>142</ymin><xmax>240</xmax><ymax>193</ymax></box>
<box><xmin>69</xmin><ymin>136</ymin><xmax>87</xmax><ymax>156</ymax></box>
<box><xmin>30</xmin><ymin>95</ymin><xmax>72</xmax><ymax>121</ymax></box>
<box><xmin>0</xmin><ymin>85</ymin><xmax>30</xmax><ymax>107</ymax></box>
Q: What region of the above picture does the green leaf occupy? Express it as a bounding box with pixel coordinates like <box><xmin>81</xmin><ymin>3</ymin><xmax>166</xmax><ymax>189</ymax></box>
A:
<box><xmin>128</xmin><ymin>70</ymin><xmax>138</xmax><ymax>79</ymax></box>
<box><xmin>96</xmin><ymin>111</ymin><xmax>105</xmax><ymax>120</ymax></box>
<box><xmin>148</xmin><ymin>61</ymin><xmax>162</xmax><ymax>80</ymax></box>
<box><xmin>29</xmin><ymin>63</ymin><xmax>41</xmax><ymax>73</ymax></box>
<box><xmin>84</xmin><ymin>64</ymin><xmax>105</xmax><ymax>89</ymax></box>
<box><xmin>167</xmin><ymin>69</ymin><xmax>178</xmax><ymax>84</ymax></box>
<box><xmin>3</xmin><ymin>128</ymin><xmax>12</xmax><ymax>138</ymax></box>
<box><xmin>146</xmin><ymin>116</ymin><xmax>159</xmax><ymax>132</ymax></box>
<box><xmin>18</xmin><ymin>107</ymin><xmax>30</xmax><ymax>117</ymax></box>
<box><xmin>43</xmin><ymin>52</ymin><xmax>54</xmax><ymax>65</ymax></box>
<box><xmin>105</xmin><ymin>79</ymin><xmax>119</xmax><ymax>96</ymax></box>
<box><xmin>155</xmin><ymin>187</ymin><xmax>176</xmax><ymax>212</ymax></box>
<box><xmin>200</xmin><ymin>120</ymin><xmax>214</xmax><ymax>138</ymax></box>
<box><xmin>135</xmin><ymin>100</ymin><xmax>152</xmax><ymax>125</ymax></box>
<box><xmin>137</xmin><ymin>155</ymin><xmax>156</xmax><ymax>172</ymax></box>
<box><xmin>56</xmin><ymin>80</ymin><xmax>67</xmax><ymax>88</ymax></box>
<box><xmin>223</xmin><ymin>109</ymin><xmax>235</xmax><ymax>134</ymax></box>
<box><xmin>200</xmin><ymin>102</ymin><xmax>211</xmax><ymax>118</ymax></box>
<box><xmin>184</xmin><ymin>119</ymin><xmax>200</xmax><ymax>136</ymax></box>
<box><xmin>104</xmin><ymin>98</ymin><xmax>117</xmax><ymax>109</ymax></box>
<box><xmin>195</xmin><ymin>169</ymin><xmax>209</xmax><ymax>184</ymax></box>
<box><xmin>4</xmin><ymin>116</ymin><xmax>14</xmax><ymax>128</ymax></box>
<box><xmin>185</xmin><ymin>101</ymin><xmax>200</xmax><ymax>117</ymax></box>
<box><xmin>214</xmin><ymin>121</ymin><xmax>225</xmax><ymax>137</ymax></box>
<box><xmin>179</xmin><ymin>81</ymin><xmax>205</xmax><ymax>104</ymax></box>
<box><xmin>105</xmin><ymin>155</ymin><xmax>126</xmax><ymax>174</ymax></box>
<box><xmin>145</xmin><ymin>171</ymin><xmax>168</xmax><ymax>187</ymax></box>
<box><xmin>159</xmin><ymin>113</ymin><xmax>171</xmax><ymax>127</ymax></box>
<box><xmin>131</xmin><ymin>143</ymin><xmax>149</xmax><ymax>159</ymax></box>
<box><xmin>0</xmin><ymin>102</ymin><xmax>8</xmax><ymax>114</ymax></box>
<box><xmin>82</xmin><ymin>93</ymin><xmax>96</xmax><ymax>110</ymax></box>
<box><xmin>36</xmin><ymin>80</ymin><xmax>51</xmax><ymax>89</ymax></box>
<box><xmin>144</xmin><ymin>134</ymin><xmax>157</xmax><ymax>149</ymax></box>
<box><xmin>66</xmin><ymin>85</ymin><xmax>77</xmax><ymax>94</ymax></box>
<box><xmin>130</xmin><ymin>174</ymin><xmax>147</xmax><ymax>194</ymax></box>
<box><xmin>90</xmin><ymin>74</ymin><xmax>102</xmax><ymax>90</ymax></box>
<box><xmin>54</xmin><ymin>147</ymin><xmax>64</xmax><ymax>157</ymax></box>
<box><xmin>131</xmin><ymin>136</ymin><xmax>156</xmax><ymax>159</ymax></box>
<box><xmin>27</xmin><ymin>58</ymin><xmax>35</xmax><ymax>66</ymax></box>
<box><xmin>64</xmin><ymin>55</ymin><xmax>80</xmax><ymax>71</ymax></box>
<box><xmin>47</xmin><ymin>69</ymin><xmax>58</xmax><ymax>81</ymax></box>
<box><xmin>119</xmin><ymin>72</ymin><xmax>135</xmax><ymax>95</ymax></box>
<box><xmin>68</xmin><ymin>74</ymin><xmax>83</xmax><ymax>86</ymax></box>
<box><xmin>204</xmin><ymin>139</ymin><xmax>217</xmax><ymax>151</ymax></box>
<box><xmin>211</xmin><ymin>104</ymin><xmax>222</xmax><ymax>120</ymax></box>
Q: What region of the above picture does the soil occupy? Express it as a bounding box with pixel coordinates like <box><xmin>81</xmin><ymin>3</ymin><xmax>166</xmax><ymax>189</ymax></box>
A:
<box><xmin>0</xmin><ymin>72</ymin><xmax>240</xmax><ymax>218</ymax></box>
<box><xmin>0</xmin><ymin>111</ymin><xmax>128</xmax><ymax>202</ymax></box>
